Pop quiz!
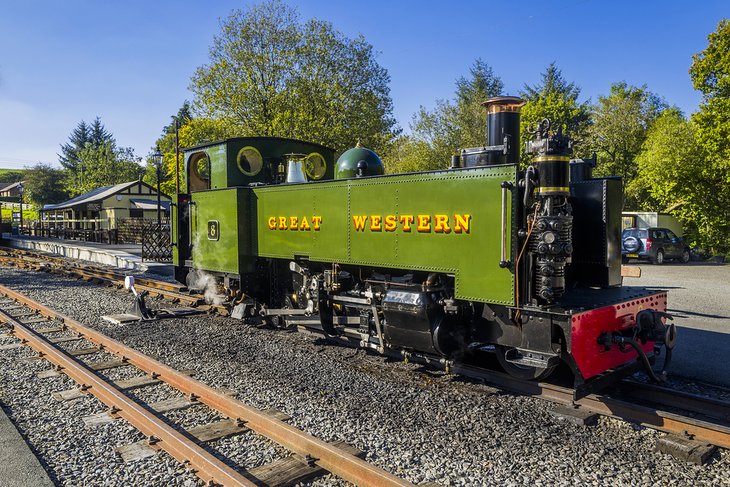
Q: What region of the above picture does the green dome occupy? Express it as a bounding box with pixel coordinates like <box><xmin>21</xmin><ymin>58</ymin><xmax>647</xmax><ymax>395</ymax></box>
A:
<box><xmin>335</xmin><ymin>147</ymin><xmax>384</xmax><ymax>179</ymax></box>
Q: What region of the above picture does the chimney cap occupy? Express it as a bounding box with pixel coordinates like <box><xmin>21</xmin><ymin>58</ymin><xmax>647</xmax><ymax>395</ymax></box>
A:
<box><xmin>481</xmin><ymin>96</ymin><xmax>526</xmax><ymax>113</ymax></box>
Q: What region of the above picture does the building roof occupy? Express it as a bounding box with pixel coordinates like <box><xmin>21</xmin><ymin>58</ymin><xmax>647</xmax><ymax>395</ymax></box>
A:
<box><xmin>131</xmin><ymin>199</ymin><xmax>171</xmax><ymax>211</ymax></box>
<box><xmin>42</xmin><ymin>180</ymin><xmax>167</xmax><ymax>212</ymax></box>
<box><xmin>0</xmin><ymin>181</ymin><xmax>23</xmax><ymax>193</ymax></box>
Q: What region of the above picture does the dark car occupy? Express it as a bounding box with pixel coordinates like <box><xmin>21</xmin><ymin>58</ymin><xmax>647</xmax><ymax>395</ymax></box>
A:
<box><xmin>622</xmin><ymin>227</ymin><xmax>690</xmax><ymax>264</ymax></box>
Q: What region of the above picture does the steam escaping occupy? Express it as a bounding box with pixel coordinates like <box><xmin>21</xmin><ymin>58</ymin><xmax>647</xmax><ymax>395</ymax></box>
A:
<box><xmin>186</xmin><ymin>269</ymin><xmax>226</xmax><ymax>305</ymax></box>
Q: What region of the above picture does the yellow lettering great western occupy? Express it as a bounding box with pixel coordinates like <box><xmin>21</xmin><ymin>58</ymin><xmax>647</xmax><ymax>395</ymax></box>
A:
<box><xmin>348</xmin><ymin>213</ymin><xmax>472</xmax><ymax>234</ymax></box>
<box><xmin>352</xmin><ymin>215</ymin><xmax>368</xmax><ymax>231</ymax></box>
<box><xmin>370</xmin><ymin>215</ymin><xmax>382</xmax><ymax>231</ymax></box>
<box><xmin>384</xmin><ymin>215</ymin><xmax>397</xmax><ymax>232</ymax></box>
<box><xmin>267</xmin><ymin>216</ymin><xmax>321</xmax><ymax>231</ymax></box>
<box><xmin>453</xmin><ymin>214</ymin><xmax>471</xmax><ymax>233</ymax></box>
<box><xmin>417</xmin><ymin>215</ymin><xmax>431</xmax><ymax>232</ymax></box>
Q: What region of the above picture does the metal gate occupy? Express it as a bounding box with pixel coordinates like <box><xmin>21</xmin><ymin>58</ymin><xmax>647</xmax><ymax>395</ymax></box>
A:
<box><xmin>141</xmin><ymin>221</ymin><xmax>172</xmax><ymax>262</ymax></box>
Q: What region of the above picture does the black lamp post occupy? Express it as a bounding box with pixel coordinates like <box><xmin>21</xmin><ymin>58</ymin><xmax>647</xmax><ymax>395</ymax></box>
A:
<box><xmin>152</xmin><ymin>147</ymin><xmax>163</xmax><ymax>228</ymax></box>
<box><xmin>18</xmin><ymin>182</ymin><xmax>24</xmax><ymax>235</ymax></box>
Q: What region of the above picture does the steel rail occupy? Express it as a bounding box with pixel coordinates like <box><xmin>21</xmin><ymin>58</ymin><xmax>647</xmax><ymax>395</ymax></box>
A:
<box><xmin>0</xmin><ymin>284</ymin><xmax>414</xmax><ymax>487</ymax></box>
<box><xmin>618</xmin><ymin>380</ymin><xmax>730</xmax><ymax>423</ymax></box>
<box><xmin>0</xmin><ymin>251</ymin><xmax>199</xmax><ymax>305</ymax></box>
<box><xmin>0</xmin><ymin>247</ymin><xmax>185</xmax><ymax>292</ymax></box>
<box><xmin>8</xmin><ymin>249</ymin><xmax>727</xmax><ymax>450</ymax></box>
<box><xmin>453</xmin><ymin>363</ymin><xmax>730</xmax><ymax>449</ymax></box>
<box><xmin>0</xmin><ymin>309</ymin><xmax>255</xmax><ymax>487</ymax></box>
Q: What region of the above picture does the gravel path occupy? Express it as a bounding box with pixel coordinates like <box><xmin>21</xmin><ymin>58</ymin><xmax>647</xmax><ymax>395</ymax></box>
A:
<box><xmin>0</xmin><ymin>266</ymin><xmax>729</xmax><ymax>486</ymax></box>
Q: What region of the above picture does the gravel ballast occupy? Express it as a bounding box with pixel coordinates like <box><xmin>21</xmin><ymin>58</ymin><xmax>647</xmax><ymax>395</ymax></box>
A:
<box><xmin>0</xmin><ymin>265</ymin><xmax>728</xmax><ymax>486</ymax></box>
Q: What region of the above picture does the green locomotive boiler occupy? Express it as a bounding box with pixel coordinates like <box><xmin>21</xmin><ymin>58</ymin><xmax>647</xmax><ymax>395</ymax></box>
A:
<box><xmin>172</xmin><ymin>97</ymin><xmax>677</xmax><ymax>397</ymax></box>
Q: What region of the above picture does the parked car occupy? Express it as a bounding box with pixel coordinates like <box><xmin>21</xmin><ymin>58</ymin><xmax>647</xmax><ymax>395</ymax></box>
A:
<box><xmin>622</xmin><ymin>227</ymin><xmax>690</xmax><ymax>264</ymax></box>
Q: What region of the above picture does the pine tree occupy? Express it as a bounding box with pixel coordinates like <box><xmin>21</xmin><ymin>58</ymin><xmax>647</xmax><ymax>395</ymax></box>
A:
<box><xmin>519</xmin><ymin>63</ymin><xmax>591</xmax><ymax>163</ymax></box>
<box><xmin>162</xmin><ymin>101</ymin><xmax>193</xmax><ymax>135</ymax></box>
<box><xmin>58</xmin><ymin>120</ymin><xmax>91</xmax><ymax>171</ymax></box>
<box><xmin>521</xmin><ymin>62</ymin><xmax>581</xmax><ymax>102</ymax></box>
<box><xmin>89</xmin><ymin>117</ymin><xmax>114</xmax><ymax>146</ymax></box>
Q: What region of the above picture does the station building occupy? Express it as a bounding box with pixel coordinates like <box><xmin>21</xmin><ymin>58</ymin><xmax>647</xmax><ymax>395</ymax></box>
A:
<box><xmin>40</xmin><ymin>180</ymin><xmax>171</xmax><ymax>232</ymax></box>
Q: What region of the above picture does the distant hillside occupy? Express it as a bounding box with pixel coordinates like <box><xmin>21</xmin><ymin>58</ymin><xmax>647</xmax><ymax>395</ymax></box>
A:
<box><xmin>0</xmin><ymin>169</ymin><xmax>26</xmax><ymax>183</ymax></box>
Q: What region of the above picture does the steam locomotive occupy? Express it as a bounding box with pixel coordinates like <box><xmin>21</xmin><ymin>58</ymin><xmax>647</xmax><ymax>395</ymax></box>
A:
<box><xmin>171</xmin><ymin>96</ymin><xmax>677</xmax><ymax>397</ymax></box>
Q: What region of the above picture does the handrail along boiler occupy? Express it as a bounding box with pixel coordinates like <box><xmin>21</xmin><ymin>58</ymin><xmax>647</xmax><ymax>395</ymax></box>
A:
<box><xmin>172</xmin><ymin>96</ymin><xmax>677</xmax><ymax>398</ymax></box>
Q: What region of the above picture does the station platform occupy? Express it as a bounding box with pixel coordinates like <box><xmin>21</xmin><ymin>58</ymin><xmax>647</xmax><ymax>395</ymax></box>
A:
<box><xmin>0</xmin><ymin>402</ymin><xmax>54</xmax><ymax>487</ymax></box>
<box><xmin>0</xmin><ymin>235</ymin><xmax>173</xmax><ymax>277</ymax></box>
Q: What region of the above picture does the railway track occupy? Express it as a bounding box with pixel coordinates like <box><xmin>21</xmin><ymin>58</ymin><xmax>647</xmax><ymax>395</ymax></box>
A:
<box><xmin>453</xmin><ymin>363</ymin><xmax>730</xmax><ymax>450</ymax></box>
<box><xmin>0</xmin><ymin>246</ymin><xmax>224</xmax><ymax>312</ymax></box>
<box><xmin>298</xmin><ymin>321</ymin><xmax>730</xmax><ymax>457</ymax></box>
<box><xmin>2</xmin><ymin>246</ymin><xmax>729</xmax><ymax>463</ymax></box>
<box><xmin>0</xmin><ymin>283</ymin><xmax>416</xmax><ymax>487</ymax></box>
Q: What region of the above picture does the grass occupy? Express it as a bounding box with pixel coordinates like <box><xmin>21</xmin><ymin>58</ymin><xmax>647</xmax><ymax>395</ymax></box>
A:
<box><xmin>1</xmin><ymin>206</ymin><xmax>38</xmax><ymax>222</ymax></box>
<box><xmin>0</xmin><ymin>169</ymin><xmax>26</xmax><ymax>182</ymax></box>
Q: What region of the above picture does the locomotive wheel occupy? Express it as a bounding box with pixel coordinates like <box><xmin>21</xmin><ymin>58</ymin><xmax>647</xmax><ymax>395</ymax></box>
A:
<box><xmin>495</xmin><ymin>346</ymin><xmax>557</xmax><ymax>381</ymax></box>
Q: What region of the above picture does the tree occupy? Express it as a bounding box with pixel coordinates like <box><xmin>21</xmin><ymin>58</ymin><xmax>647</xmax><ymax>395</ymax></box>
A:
<box><xmin>22</xmin><ymin>163</ymin><xmax>68</xmax><ymax>208</ymax></box>
<box><xmin>59</xmin><ymin>117</ymin><xmax>141</xmax><ymax>195</ymax></box>
<box><xmin>190</xmin><ymin>0</ymin><xmax>398</xmax><ymax>155</ymax></box>
<box><xmin>58</xmin><ymin>117</ymin><xmax>114</xmax><ymax>172</ymax></box>
<box><xmin>519</xmin><ymin>63</ymin><xmax>591</xmax><ymax>163</ymax></box>
<box><xmin>452</xmin><ymin>59</ymin><xmax>505</xmax><ymax>148</ymax></box>
<box><xmin>0</xmin><ymin>169</ymin><xmax>25</xmax><ymax>183</ymax></box>
<box><xmin>629</xmin><ymin>110</ymin><xmax>729</xmax><ymax>251</ymax></box>
<box><xmin>58</xmin><ymin>120</ymin><xmax>90</xmax><ymax>172</ymax></box>
<box><xmin>690</xmin><ymin>19</ymin><xmax>730</xmax><ymax>174</ymax></box>
<box><xmin>686</xmin><ymin>18</ymin><xmax>730</xmax><ymax>251</ymax></box>
<box><xmin>587</xmin><ymin>82</ymin><xmax>667</xmax><ymax>203</ymax></box>
<box><xmin>388</xmin><ymin>59</ymin><xmax>503</xmax><ymax>172</ymax></box>
<box><xmin>89</xmin><ymin>117</ymin><xmax>113</xmax><ymax>146</ymax></box>
<box><xmin>72</xmin><ymin>142</ymin><xmax>143</xmax><ymax>196</ymax></box>
<box><xmin>162</xmin><ymin>101</ymin><xmax>193</xmax><ymax>136</ymax></box>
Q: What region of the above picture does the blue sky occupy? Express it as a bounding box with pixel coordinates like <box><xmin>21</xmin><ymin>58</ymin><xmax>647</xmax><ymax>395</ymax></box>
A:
<box><xmin>0</xmin><ymin>0</ymin><xmax>726</xmax><ymax>169</ymax></box>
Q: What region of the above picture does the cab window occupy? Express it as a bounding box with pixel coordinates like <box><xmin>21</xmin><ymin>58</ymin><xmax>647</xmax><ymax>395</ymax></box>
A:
<box><xmin>188</xmin><ymin>152</ymin><xmax>211</xmax><ymax>192</ymax></box>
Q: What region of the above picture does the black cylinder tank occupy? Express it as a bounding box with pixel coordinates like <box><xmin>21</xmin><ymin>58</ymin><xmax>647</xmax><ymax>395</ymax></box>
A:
<box><xmin>535</xmin><ymin>155</ymin><xmax>571</xmax><ymax>196</ymax></box>
<box><xmin>482</xmin><ymin>96</ymin><xmax>525</xmax><ymax>165</ymax></box>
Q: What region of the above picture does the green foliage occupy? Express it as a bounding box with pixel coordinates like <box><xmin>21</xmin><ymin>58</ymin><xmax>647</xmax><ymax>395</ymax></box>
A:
<box><xmin>22</xmin><ymin>163</ymin><xmax>68</xmax><ymax>208</ymax></box>
<box><xmin>682</xmin><ymin>18</ymin><xmax>730</xmax><ymax>251</ymax></box>
<box><xmin>1</xmin><ymin>206</ymin><xmax>38</xmax><ymax>222</ymax></box>
<box><xmin>58</xmin><ymin>117</ymin><xmax>141</xmax><ymax>196</ymax></box>
<box><xmin>0</xmin><ymin>169</ymin><xmax>25</xmax><ymax>183</ymax></box>
<box><xmin>70</xmin><ymin>142</ymin><xmax>143</xmax><ymax>196</ymax></box>
<box><xmin>690</xmin><ymin>19</ymin><xmax>730</xmax><ymax>99</ymax></box>
<box><xmin>162</xmin><ymin>101</ymin><xmax>193</xmax><ymax>136</ymax></box>
<box><xmin>190</xmin><ymin>0</ymin><xmax>398</xmax><ymax>155</ymax></box>
<box><xmin>519</xmin><ymin>63</ymin><xmax>591</xmax><ymax>164</ymax></box>
<box><xmin>629</xmin><ymin>110</ymin><xmax>729</xmax><ymax>250</ymax></box>
<box><xmin>587</xmin><ymin>82</ymin><xmax>667</xmax><ymax>204</ymax></box>
<box><xmin>58</xmin><ymin>117</ymin><xmax>113</xmax><ymax>173</ymax></box>
<box><xmin>387</xmin><ymin>59</ymin><xmax>503</xmax><ymax>173</ymax></box>
<box><xmin>690</xmin><ymin>19</ymin><xmax>730</xmax><ymax>166</ymax></box>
